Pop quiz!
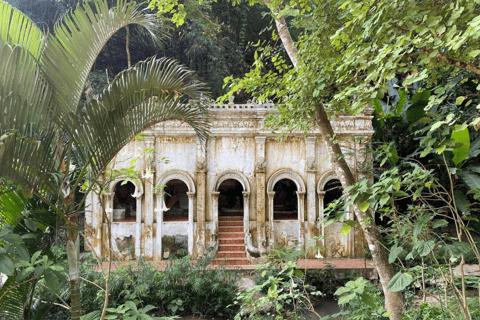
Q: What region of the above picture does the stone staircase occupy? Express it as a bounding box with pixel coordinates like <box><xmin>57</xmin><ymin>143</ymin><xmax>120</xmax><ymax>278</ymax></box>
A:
<box><xmin>213</xmin><ymin>214</ymin><xmax>248</xmax><ymax>266</ymax></box>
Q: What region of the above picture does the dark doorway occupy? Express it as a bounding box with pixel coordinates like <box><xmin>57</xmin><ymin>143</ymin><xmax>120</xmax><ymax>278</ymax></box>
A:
<box><xmin>324</xmin><ymin>179</ymin><xmax>343</xmax><ymax>209</ymax></box>
<box><xmin>273</xmin><ymin>179</ymin><xmax>298</xmax><ymax>220</ymax></box>
<box><xmin>113</xmin><ymin>181</ymin><xmax>136</xmax><ymax>222</ymax></box>
<box><xmin>218</xmin><ymin>179</ymin><xmax>244</xmax><ymax>216</ymax></box>
<box><xmin>164</xmin><ymin>179</ymin><xmax>189</xmax><ymax>221</ymax></box>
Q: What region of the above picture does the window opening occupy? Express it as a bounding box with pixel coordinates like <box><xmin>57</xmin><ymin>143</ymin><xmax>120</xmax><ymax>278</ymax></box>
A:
<box><xmin>113</xmin><ymin>181</ymin><xmax>136</xmax><ymax>222</ymax></box>
<box><xmin>218</xmin><ymin>179</ymin><xmax>243</xmax><ymax>216</ymax></box>
<box><xmin>164</xmin><ymin>179</ymin><xmax>189</xmax><ymax>221</ymax></box>
<box><xmin>273</xmin><ymin>179</ymin><xmax>298</xmax><ymax>220</ymax></box>
<box><xmin>324</xmin><ymin>179</ymin><xmax>343</xmax><ymax>210</ymax></box>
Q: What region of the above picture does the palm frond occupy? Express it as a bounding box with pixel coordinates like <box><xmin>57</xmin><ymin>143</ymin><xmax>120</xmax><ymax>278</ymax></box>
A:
<box><xmin>0</xmin><ymin>43</ymin><xmax>55</xmax><ymax>134</ymax></box>
<box><xmin>0</xmin><ymin>275</ymin><xmax>33</xmax><ymax>320</ymax></box>
<box><xmin>0</xmin><ymin>1</ymin><xmax>45</xmax><ymax>60</ymax></box>
<box><xmin>0</xmin><ymin>131</ymin><xmax>63</xmax><ymax>199</ymax></box>
<box><xmin>61</xmin><ymin>58</ymin><xmax>210</xmax><ymax>178</ymax></box>
<box><xmin>42</xmin><ymin>0</ymin><xmax>160</xmax><ymax>113</ymax></box>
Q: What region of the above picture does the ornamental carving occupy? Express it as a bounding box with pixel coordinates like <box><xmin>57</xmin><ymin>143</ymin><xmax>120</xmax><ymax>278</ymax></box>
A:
<box><xmin>267</xmin><ymin>169</ymin><xmax>306</xmax><ymax>193</ymax></box>
<box><xmin>213</xmin><ymin>170</ymin><xmax>251</xmax><ymax>192</ymax></box>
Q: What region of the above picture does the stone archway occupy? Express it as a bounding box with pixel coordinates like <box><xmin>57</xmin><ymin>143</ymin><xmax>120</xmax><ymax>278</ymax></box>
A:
<box><xmin>211</xmin><ymin>170</ymin><xmax>251</xmax><ymax>243</ymax></box>
<box><xmin>156</xmin><ymin>170</ymin><xmax>196</xmax><ymax>258</ymax></box>
<box><xmin>317</xmin><ymin>170</ymin><xmax>351</xmax><ymax>258</ymax></box>
<box><xmin>266</xmin><ymin>169</ymin><xmax>306</xmax><ymax>249</ymax></box>
<box><xmin>107</xmin><ymin>178</ymin><xmax>144</xmax><ymax>257</ymax></box>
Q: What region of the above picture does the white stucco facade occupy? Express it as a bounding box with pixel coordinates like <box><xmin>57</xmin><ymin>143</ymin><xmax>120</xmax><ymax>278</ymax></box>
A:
<box><xmin>85</xmin><ymin>99</ymin><xmax>374</xmax><ymax>262</ymax></box>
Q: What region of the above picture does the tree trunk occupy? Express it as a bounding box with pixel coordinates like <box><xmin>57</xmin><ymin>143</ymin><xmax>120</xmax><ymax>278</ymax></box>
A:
<box><xmin>66</xmin><ymin>219</ymin><xmax>81</xmax><ymax>320</ymax></box>
<box><xmin>315</xmin><ymin>107</ymin><xmax>403</xmax><ymax>319</ymax></box>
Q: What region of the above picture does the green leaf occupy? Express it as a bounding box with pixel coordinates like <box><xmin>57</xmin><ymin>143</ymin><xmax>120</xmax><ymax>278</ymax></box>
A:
<box><xmin>456</xmin><ymin>96</ymin><xmax>466</xmax><ymax>105</ymax></box>
<box><xmin>340</xmin><ymin>224</ymin><xmax>351</xmax><ymax>235</ymax></box>
<box><xmin>413</xmin><ymin>240</ymin><xmax>435</xmax><ymax>257</ymax></box>
<box><xmin>24</xmin><ymin>219</ymin><xmax>37</xmax><ymax>232</ymax></box>
<box><xmin>432</xmin><ymin>219</ymin><xmax>448</xmax><ymax>228</ymax></box>
<box><xmin>469</xmin><ymin>50</ymin><xmax>480</xmax><ymax>58</ymax></box>
<box><xmin>0</xmin><ymin>253</ymin><xmax>14</xmax><ymax>276</ymax></box>
<box><xmin>413</xmin><ymin>222</ymin><xmax>423</xmax><ymax>238</ymax></box>
<box><xmin>453</xmin><ymin>190</ymin><xmax>470</xmax><ymax>212</ymax></box>
<box><xmin>458</xmin><ymin>170</ymin><xmax>480</xmax><ymax>191</ymax></box>
<box><xmin>387</xmin><ymin>272</ymin><xmax>413</xmax><ymax>292</ymax></box>
<box><xmin>44</xmin><ymin>270</ymin><xmax>60</xmax><ymax>292</ymax></box>
<box><xmin>389</xmin><ymin>244</ymin><xmax>403</xmax><ymax>264</ymax></box>
<box><xmin>379</xmin><ymin>194</ymin><xmax>390</xmax><ymax>206</ymax></box>
<box><xmin>358</xmin><ymin>201</ymin><xmax>370</xmax><ymax>212</ymax></box>
<box><xmin>452</xmin><ymin>125</ymin><xmax>470</xmax><ymax>165</ymax></box>
<box><xmin>406</xmin><ymin>105</ymin><xmax>426</xmax><ymax>123</ymax></box>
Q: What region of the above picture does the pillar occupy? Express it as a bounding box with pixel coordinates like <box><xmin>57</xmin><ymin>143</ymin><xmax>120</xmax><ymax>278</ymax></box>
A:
<box><xmin>195</xmin><ymin>138</ymin><xmax>207</xmax><ymax>256</ymax></box>
<box><xmin>243</xmin><ymin>191</ymin><xmax>250</xmax><ymax>234</ymax></box>
<box><xmin>267</xmin><ymin>191</ymin><xmax>275</xmax><ymax>248</ymax></box>
<box><xmin>255</xmin><ymin>136</ymin><xmax>267</xmax><ymax>251</ymax></box>
<box><xmin>297</xmin><ymin>191</ymin><xmax>306</xmax><ymax>249</ymax></box>
<box><xmin>211</xmin><ymin>191</ymin><xmax>220</xmax><ymax>241</ymax></box>
<box><xmin>317</xmin><ymin>191</ymin><xmax>326</xmax><ymax>258</ymax></box>
<box><xmin>187</xmin><ymin>191</ymin><xmax>195</xmax><ymax>255</ymax></box>
<box><xmin>142</xmin><ymin>135</ymin><xmax>155</xmax><ymax>259</ymax></box>
<box><xmin>154</xmin><ymin>189</ymin><xmax>164</xmax><ymax>261</ymax></box>
<box><xmin>305</xmin><ymin>136</ymin><xmax>317</xmax><ymax>256</ymax></box>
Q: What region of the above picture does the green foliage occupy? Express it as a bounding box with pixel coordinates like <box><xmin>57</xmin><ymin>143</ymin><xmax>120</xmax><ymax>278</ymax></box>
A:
<box><xmin>304</xmin><ymin>263</ymin><xmax>348</xmax><ymax>298</ymax></box>
<box><xmin>236</xmin><ymin>260</ymin><xmax>321</xmax><ymax>320</ymax></box>
<box><xmin>329</xmin><ymin>277</ymin><xmax>390</xmax><ymax>320</ymax></box>
<box><xmin>63</xmin><ymin>255</ymin><xmax>239</xmax><ymax>318</ymax></box>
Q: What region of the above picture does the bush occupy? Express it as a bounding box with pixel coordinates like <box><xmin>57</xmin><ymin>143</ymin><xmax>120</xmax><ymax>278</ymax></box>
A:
<box><xmin>44</xmin><ymin>254</ymin><xmax>239</xmax><ymax>318</ymax></box>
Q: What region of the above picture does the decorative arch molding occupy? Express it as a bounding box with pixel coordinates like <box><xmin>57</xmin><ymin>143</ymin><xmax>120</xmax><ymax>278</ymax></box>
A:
<box><xmin>154</xmin><ymin>170</ymin><xmax>196</xmax><ymax>259</ymax></box>
<box><xmin>267</xmin><ymin>169</ymin><xmax>306</xmax><ymax>193</ymax></box>
<box><xmin>317</xmin><ymin>169</ymin><xmax>338</xmax><ymax>193</ymax></box>
<box><xmin>266</xmin><ymin>169</ymin><xmax>306</xmax><ymax>250</ymax></box>
<box><xmin>109</xmin><ymin>177</ymin><xmax>144</xmax><ymax>198</ymax></box>
<box><xmin>107</xmin><ymin>177</ymin><xmax>144</xmax><ymax>259</ymax></box>
<box><xmin>213</xmin><ymin>170</ymin><xmax>250</xmax><ymax>193</ymax></box>
<box><xmin>157</xmin><ymin>170</ymin><xmax>196</xmax><ymax>194</ymax></box>
<box><xmin>211</xmin><ymin>170</ymin><xmax>251</xmax><ymax>254</ymax></box>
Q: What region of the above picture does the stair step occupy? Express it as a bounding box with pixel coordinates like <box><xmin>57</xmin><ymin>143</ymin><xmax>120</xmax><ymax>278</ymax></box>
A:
<box><xmin>219</xmin><ymin>221</ymin><xmax>243</xmax><ymax>226</ymax></box>
<box><xmin>219</xmin><ymin>226</ymin><xmax>243</xmax><ymax>232</ymax></box>
<box><xmin>219</xmin><ymin>244</ymin><xmax>245</xmax><ymax>251</ymax></box>
<box><xmin>218</xmin><ymin>232</ymin><xmax>244</xmax><ymax>238</ymax></box>
<box><xmin>212</xmin><ymin>258</ymin><xmax>249</xmax><ymax>266</ymax></box>
<box><xmin>219</xmin><ymin>238</ymin><xmax>244</xmax><ymax>245</ymax></box>
<box><xmin>219</xmin><ymin>216</ymin><xmax>243</xmax><ymax>221</ymax></box>
<box><xmin>217</xmin><ymin>251</ymin><xmax>247</xmax><ymax>258</ymax></box>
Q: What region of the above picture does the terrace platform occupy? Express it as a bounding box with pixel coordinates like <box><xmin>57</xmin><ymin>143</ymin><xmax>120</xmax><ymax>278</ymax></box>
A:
<box><xmin>98</xmin><ymin>258</ymin><xmax>377</xmax><ymax>279</ymax></box>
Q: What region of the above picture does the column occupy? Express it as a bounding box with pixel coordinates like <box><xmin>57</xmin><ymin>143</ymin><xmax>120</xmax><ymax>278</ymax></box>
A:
<box><xmin>243</xmin><ymin>191</ymin><xmax>250</xmax><ymax>234</ymax></box>
<box><xmin>142</xmin><ymin>135</ymin><xmax>155</xmax><ymax>259</ymax></box>
<box><xmin>255</xmin><ymin>136</ymin><xmax>267</xmax><ymax>251</ymax></box>
<box><xmin>211</xmin><ymin>191</ymin><xmax>220</xmax><ymax>241</ymax></box>
<box><xmin>133</xmin><ymin>192</ymin><xmax>142</xmax><ymax>258</ymax></box>
<box><xmin>297</xmin><ymin>191</ymin><xmax>306</xmax><ymax>249</ymax></box>
<box><xmin>195</xmin><ymin>138</ymin><xmax>207</xmax><ymax>256</ymax></box>
<box><xmin>154</xmin><ymin>190</ymin><xmax>164</xmax><ymax>261</ymax></box>
<box><xmin>267</xmin><ymin>191</ymin><xmax>275</xmax><ymax>248</ymax></box>
<box><xmin>187</xmin><ymin>192</ymin><xmax>195</xmax><ymax>256</ymax></box>
<box><xmin>305</xmin><ymin>136</ymin><xmax>317</xmax><ymax>256</ymax></box>
<box><xmin>317</xmin><ymin>191</ymin><xmax>326</xmax><ymax>258</ymax></box>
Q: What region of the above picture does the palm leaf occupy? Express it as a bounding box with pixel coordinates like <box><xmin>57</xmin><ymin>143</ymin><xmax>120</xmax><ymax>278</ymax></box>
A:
<box><xmin>0</xmin><ymin>1</ymin><xmax>45</xmax><ymax>60</ymax></box>
<box><xmin>0</xmin><ymin>275</ymin><xmax>33</xmax><ymax>320</ymax></box>
<box><xmin>0</xmin><ymin>43</ymin><xmax>55</xmax><ymax>135</ymax></box>
<box><xmin>42</xmin><ymin>0</ymin><xmax>160</xmax><ymax>113</ymax></box>
<box><xmin>60</xmin><ymin>58</ymin><xmax>210</xmax><ymax>178</ymax></box>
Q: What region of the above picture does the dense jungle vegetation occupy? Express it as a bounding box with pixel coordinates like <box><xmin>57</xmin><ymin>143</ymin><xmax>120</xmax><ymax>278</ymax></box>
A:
<box><xmin>1</xmin><ymin>0</ymin><xmax>480</xmax><ymax>319</ymax></box>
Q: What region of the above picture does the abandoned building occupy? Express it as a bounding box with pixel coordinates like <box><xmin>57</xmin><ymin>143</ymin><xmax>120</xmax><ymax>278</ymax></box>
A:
<box><xmin>85</xmin><ymin>98</ymin><xmax>374</xmax><ymax>264</ymax></box>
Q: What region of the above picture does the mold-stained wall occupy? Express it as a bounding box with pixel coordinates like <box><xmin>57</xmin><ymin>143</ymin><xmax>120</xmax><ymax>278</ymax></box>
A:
<box><xmin>85</xmin><ymin>100</ymin><xmax>374</xmax><ymax>262</ymax></box>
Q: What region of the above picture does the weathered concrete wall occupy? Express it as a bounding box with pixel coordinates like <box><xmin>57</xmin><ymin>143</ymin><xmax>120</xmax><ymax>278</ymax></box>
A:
<box><xmin>85</xmin><ymin>101</ymin><xmax>374</xmax><ymax>262</ymax></box>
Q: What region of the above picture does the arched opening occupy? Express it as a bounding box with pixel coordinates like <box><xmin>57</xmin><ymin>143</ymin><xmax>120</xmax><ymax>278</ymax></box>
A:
<box><xmin>324</xmin><ymin>179</ymin><xmax>343</xmax><ymax>209</ymax></box>
<box><xmin>113</xmin><ymin>181</ymin><xmax>136</xmax><ymax>222</ymax></box>
<box><xmin>164</xmin><ymin>179</ymin><xmax>189</xmax><ymax>221</ymax></box>
<box><xmin>218</xmin><ymin>179</ymin><xmax>244</xmax><ymax>216</ymax></box>
<box><xmin>273</xmin><ymin>179</ymin><xmax>298</xmax><ymax>220</ymax></box>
